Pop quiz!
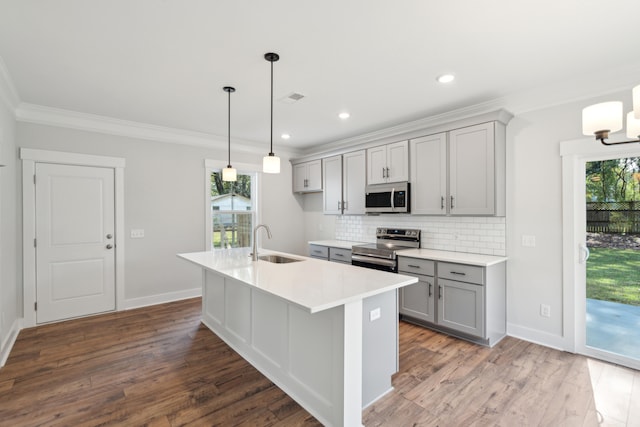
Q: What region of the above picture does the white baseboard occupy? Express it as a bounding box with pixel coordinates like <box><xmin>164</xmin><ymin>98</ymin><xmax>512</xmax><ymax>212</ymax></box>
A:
<box><xmin>122</xmin><ymin>288</ymin><xmax>202</xmax><ymax>311</ymax></box>
<box><xmin>507</xmin><ymin>322</ymin><xmax>568</xmax><ymax>351</ymax></box>
<box><xmin>1</xmin><ymin>318</ymin><xmax>23</xmax><ymax>367</ymax></box>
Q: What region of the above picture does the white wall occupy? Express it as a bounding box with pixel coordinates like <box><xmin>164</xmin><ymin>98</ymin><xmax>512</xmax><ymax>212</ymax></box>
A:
<box><xmin>17</xmin><ymin>122</ymin><xmax>305</xmax><ymax>308</ymax></box>
<box><xmin>0</xmin><ymin>99</ymin><xmax>18</xmax><ymax>364</ymax></box>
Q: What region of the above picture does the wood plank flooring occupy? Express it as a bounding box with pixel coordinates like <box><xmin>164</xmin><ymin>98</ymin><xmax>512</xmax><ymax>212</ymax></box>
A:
<box><xmin>0</xmin><ymin>297</ymin><xmax>638</xmax><ymax>426</ymax></box>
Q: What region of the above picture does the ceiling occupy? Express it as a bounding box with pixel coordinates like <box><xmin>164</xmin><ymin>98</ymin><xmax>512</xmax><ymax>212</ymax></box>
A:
<box><xmin>1</xmin><ymin>0</ymin><xmax>640</xmax><ymax>152</ymax></box>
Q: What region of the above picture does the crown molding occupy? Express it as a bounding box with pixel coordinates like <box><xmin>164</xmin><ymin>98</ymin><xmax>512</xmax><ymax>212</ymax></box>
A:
<box><xmin>0</xmin><ymin>56</ymin><xmax>20</xmax><ymax>114</ymax></box>
<box><xmin>14</xmin><ymin>103</ymin><xmax>300</xmax><ymax>156</ymax></box>
<box><xmin>292</xmin><ymin>105</ymin><xmax>513</xmax><ymax>162</ymax></box>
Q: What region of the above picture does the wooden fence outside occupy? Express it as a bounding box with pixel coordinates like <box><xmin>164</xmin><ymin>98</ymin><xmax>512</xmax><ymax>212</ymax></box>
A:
<box><xmin>587</xmin><ymin>201</ymin><xmax>640</xmax><ymax>233</ymax></box>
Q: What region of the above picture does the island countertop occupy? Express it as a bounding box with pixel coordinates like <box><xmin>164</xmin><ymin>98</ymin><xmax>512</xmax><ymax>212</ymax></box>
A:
<box><xmin>178</xmin><ymin>249</ymin><xmax>417</xmax><ymax>314</ymax></box>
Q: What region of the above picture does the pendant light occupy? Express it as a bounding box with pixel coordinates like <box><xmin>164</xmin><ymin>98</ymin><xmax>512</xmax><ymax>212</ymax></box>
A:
<box><xmin>263</xmin><ymin>52</ymin><xmax>281</xmax><ymax>174</ymax></box>
<box><xmin>222</xmin><ymin>86</ymin><xmax>237</xmax><ymax>182</ymax></box>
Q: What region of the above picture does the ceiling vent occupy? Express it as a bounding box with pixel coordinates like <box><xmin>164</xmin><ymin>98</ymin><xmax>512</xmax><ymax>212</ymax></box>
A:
<box><xmin>279</xmin><ymin>92</ymin><xmax>305</xmax><ymax>104</ymax></box>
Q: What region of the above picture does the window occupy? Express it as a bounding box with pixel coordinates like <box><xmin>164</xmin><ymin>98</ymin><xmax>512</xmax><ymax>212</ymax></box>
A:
<box><xmin>210</xmin><ymin>171</ymin><xmax>255</xmax><ymax>249</ymax></box>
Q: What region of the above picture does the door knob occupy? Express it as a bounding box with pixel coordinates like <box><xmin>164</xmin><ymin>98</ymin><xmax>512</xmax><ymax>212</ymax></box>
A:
<box><xmin>106</xmin><ymin>234</ymin><xmax>113</xmax><ymax>239</ymax></box>
<box><xmin>106</xmin><ymin>244</ymin><xmax>113</xmax><ymax>249</ymax></box>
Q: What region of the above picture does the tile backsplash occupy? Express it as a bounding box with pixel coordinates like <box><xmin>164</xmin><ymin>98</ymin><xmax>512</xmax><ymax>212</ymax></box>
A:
<box><xmin>335</xmin><ymin>215</ymin><xmax>506</xmax><ymax>256</ymax></box>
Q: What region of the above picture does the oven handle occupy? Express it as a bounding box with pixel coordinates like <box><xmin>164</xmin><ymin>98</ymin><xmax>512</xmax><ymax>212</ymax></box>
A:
<box><xmin>351</xmin><ymin>255</ymin><xmax>396</xmax><ymax>268</ymax></box>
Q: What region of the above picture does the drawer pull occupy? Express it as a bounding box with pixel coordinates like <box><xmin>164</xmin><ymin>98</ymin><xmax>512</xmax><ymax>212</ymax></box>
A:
<box><xmin>407</xmin><ymin>264</ymin><xmax>421</xmax><ymax>269</ymax></box>
<box><xmin>335</xmin><ymin>253</ymin><xmax>344</xmax><ymax>257</ymax></box>
<box><xmin>313</xmin><ymin>250</ymin><xmax>322</xmax><ymax>254</ymax></box>
<box><xmin>450</xmin><ymin>271</ymin><xmax>466</xmax><ymax>276</ymax></box>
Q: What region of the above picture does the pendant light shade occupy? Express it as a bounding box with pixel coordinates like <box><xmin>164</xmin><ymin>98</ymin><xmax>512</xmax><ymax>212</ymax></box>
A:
<box><xmin>263</xmin><ymin>52</ymin><xmax>281</xmax><ymax>174</ymax></box>
<box><xmin>222</xmin><ymin>86</ymin><xmax>237</xmax><ymax>182</ymax></box>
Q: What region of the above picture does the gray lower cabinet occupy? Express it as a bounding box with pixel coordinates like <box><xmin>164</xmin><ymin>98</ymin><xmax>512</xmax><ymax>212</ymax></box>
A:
<box><xmin>398</xmin><ymin>258</ymin><xmax>435</xmax><ymax>323</ymax></box>
<box><xmin>309</xmin><ymin>244</ymin><xmax>329</xmax><ymax>260</ymax></box>
<box><xmin>399</xmin><ymin>256</ymin><xmax>505</xmax><ymax>347</ymax></box>
<box><xmin>437</xmin><ymin>278</ymin><xmax>484</xmax><ymax>337</ymax></box>
<box><xmin>329</xmin><ymin>247</ymin><xmax>352</xmax><ymax>264</ymax></box>
<box><xmin>309</xmin><ymin>244</ymin><xmax>352</xmax><ymax>264</ymax></box>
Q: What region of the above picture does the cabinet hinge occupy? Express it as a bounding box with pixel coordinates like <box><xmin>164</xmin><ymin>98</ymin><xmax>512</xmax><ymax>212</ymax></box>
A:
<box><xmin>34</xmin><ymin>302</ymin><xmax>37</xmax><ymax>311</ymax></box>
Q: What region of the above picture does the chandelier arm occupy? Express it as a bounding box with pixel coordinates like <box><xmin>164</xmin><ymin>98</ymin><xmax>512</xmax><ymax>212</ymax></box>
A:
<box><xmin>599</xmin><ymin>138</ymin><xmax>640</xmax><ymax>146</ymax></box>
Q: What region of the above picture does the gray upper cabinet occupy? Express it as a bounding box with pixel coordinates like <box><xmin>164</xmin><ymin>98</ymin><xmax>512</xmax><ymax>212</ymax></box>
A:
<box><xmin>410</xmin><ymin>133</ymin><xmax>447</xmax><ymax>215</ymax></box>
<box><xmin>293</xmin><ymin>160</ymin><xmax>322</xmax><ymax>193</ymax></box>
<box><xmin>410</xmin><ymin>121</ymin><xmax>506</xmax><ymax>216</ymax></box>
<box><xmin>367</xmin><ymin>140</ymin><xmax>409</xmax><ymax>185</ymax></box>
<box><xmin>323</xmin><ymin>150</ymin><xmax>366</xmax><ymax>215</ymax></box>
<box><xmin>449</xmin><ymin>123</ymin><xmax>495</xmax><ymax>215</ymax></box>
<box><xmin>323</xmin><ymin>155</ymin><xmax>343</xmax><ymax>214</ymax></box>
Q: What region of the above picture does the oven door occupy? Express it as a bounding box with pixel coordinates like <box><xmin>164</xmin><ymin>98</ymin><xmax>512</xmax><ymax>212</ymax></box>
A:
<box><xmin>351</xmin><ymin>255</ymin><xmax>397</xmax><ymax>272</ymax></box>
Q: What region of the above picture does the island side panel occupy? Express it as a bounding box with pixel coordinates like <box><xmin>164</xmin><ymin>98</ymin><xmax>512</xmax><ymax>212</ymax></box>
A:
<box><xmin>201</xmin><ymin>270</ymin><xmax>352</xmax><ymax>427</ymax></box>
<box><xmin>362</xmin><ymin>290</ymin><xmax>398</xmax><ymax>407</ymax></box>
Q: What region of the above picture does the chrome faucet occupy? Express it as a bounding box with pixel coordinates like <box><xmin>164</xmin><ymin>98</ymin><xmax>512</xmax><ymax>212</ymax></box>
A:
<box><xmin>252</xmin><ymin>224</ymin><xmax>272</xmax><ymax>261</ymax></box>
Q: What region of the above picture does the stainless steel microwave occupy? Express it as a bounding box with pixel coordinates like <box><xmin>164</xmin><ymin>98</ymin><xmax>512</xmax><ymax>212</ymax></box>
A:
<box><xmin>365</xmin><ymin>182</ymin><xmax>410</xmax><ymax>213</ymax></box>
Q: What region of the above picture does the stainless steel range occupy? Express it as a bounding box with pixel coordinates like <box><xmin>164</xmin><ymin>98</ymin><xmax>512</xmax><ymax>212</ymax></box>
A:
<box><xmin>352</xmin><ymin>228</ymin><xmax>421</xmax><ymax>272</ymax></box>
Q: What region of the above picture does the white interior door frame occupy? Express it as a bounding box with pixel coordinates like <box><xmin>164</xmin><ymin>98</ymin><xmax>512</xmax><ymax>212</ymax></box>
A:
<box><xmin>21</xmin><ymin>148</ymin><xmax>125</xmax><ymax>327</ymax></box>
<box><xmin>560</xmin><ymin>138</ymin><xmax>640</xmax><ymax>365</ymax></box>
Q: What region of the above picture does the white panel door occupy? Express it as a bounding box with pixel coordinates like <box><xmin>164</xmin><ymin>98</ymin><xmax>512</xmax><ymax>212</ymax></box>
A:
<box><xmin>35</xmin><ymin>163</ymin><xmax>116</xmax><ymax>323</ymax></box>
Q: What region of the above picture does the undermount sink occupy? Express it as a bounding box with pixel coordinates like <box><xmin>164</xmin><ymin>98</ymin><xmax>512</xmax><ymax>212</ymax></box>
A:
<box><xmin>258</xmin><ymin>254</ymin><xmax>302</xmax><ymax>264</ymax></box>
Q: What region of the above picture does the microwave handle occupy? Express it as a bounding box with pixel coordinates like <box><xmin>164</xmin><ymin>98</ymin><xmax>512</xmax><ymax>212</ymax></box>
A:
<box><xmin>391</xmin><ymin>187</ymin><xmax>395</xmax><ymax>210</ymax></box>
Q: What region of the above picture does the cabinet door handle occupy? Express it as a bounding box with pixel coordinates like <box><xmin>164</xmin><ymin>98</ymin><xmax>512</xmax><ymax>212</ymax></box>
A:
<box><xmin>386</xmin><ymin>167</ymin><xmax>390</xmax><ymax>178</ymax></box>
<box><xmin>428</xmin><ymin>282</ymin><xmax>432</xmax><ymax>297</ymax></box>
<box><xmin>382</xmin><ymin>167</ymin><xmax>386</xmax><ymax>178</ymax></box>
<box><xmin>441</xmin><ymin>196</ymin><xmax>445</xmax><ymax>210</ymax></box>
<box><xmin>338</xmin><ymin>201</ymin><xmax>342</xmax><ymax>210</ymax></box>
<box><xmin>450</xmin><ymin>271</ymin><xmax>466</xmax><ymax>276</ymax></box>
<box><xmin>439</xmin><ymin>285</ymin><xmax>442</xmax><ymax>299</ymax></box>
<box><xmin>343</xmin><ymin>200</ymin><xmax>348</xmax><ymax>210</ymax></box>
<box><xmin>407</xmin><ymin>264</ymin><xmax>421</xmax><ymax>269</ymax></box>
<box><xmin>450</xmin><ymin>195</ymin><xmax>455</xmax><ymax>209</ymax></box>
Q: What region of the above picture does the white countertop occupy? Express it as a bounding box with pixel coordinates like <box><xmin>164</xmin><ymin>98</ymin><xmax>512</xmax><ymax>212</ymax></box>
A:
<box><xmin>308</xmin><ymin>239</ymin><xmax>366</xmax><ymax>249</ymax></box>
<box><xmin>397</xmin><ymin>248</ymin><xmax>507</xmax><ymax>267</ymax></box>
<box><xmin>178</xmin><ymin>249</ymin><xmax>417</xmax><ymax>313</ymax></box>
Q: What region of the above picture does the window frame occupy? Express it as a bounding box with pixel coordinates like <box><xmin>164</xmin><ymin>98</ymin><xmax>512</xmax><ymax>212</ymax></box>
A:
<box><xmin>204</xmin><ymin>159</ymin><xmax>261</xmax><ymax>251</ymax></box>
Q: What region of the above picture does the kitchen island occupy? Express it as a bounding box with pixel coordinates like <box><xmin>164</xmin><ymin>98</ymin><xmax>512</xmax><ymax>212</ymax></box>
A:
<box><xmin>178</xmin><ymin>249</ymin><xmax>417</xmax><ymax>427</ymax></box>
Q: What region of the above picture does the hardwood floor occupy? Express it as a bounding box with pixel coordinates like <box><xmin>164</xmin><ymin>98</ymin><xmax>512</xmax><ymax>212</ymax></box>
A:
<box><xmin>0</xmin><ymin>298</ymin><xmax>638</xmax><ymax>426</ymax></box>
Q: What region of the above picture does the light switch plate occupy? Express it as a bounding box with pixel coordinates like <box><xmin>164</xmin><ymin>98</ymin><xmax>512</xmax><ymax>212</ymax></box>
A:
<box><xmin>130</xmin><ymin>229</ymin><xmax>145</xmax><ymax>238</ymax></box>
<box><xmin>369</xmin><ymin>307</ymin><xmax>381</xmax><ymax>322</ymax></box>
<box><xmin>522</xmin><ymin>235</ymin><xmax>536</xmax><ymax>247</ymax></box>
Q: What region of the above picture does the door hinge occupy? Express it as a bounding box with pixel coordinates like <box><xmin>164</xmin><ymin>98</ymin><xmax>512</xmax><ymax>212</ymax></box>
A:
<box><xmin>34</xmin><ymin>302</ymin><xmax>37</xmax><ymax>311</ymax></box>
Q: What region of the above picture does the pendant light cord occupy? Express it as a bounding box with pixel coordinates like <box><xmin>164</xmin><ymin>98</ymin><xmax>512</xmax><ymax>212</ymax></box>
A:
<box><xmin>227</xmin><ymin>88</ymin><xmax>231</xmax><ymax>165</ymax></box>
<box><xmin>269</xmin><ymin>59</ymin><xmax>274</xmax><ymax>155</ymax></box>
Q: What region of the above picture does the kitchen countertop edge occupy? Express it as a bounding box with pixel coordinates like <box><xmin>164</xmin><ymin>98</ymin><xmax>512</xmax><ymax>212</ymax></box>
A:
<box><xmin>398</xmin><ymin>248</ymin><xmax>507</xmax><ymax>267</ymax></box>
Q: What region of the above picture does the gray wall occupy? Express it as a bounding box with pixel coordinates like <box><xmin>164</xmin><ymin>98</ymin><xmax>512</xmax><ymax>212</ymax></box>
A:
<box><xmin>0</xmin><ymin>100</ymin><xmax>18</xmax><ymax>360</ymax></box>
<box><xmin>17</xmin><ymin>123</ymin><xmax>306</xmax><ymax>307</ymax></box>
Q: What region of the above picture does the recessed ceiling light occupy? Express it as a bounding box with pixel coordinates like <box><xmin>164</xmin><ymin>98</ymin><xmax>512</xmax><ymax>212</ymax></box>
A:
<box><xmin>281</xmin><ymin>133</ymin><xmax>291</xmax><ymax>140</ymax></box>
<box><xmin>339</xmin><ymin>112</ymin><xmax>350</xmax><ymax>120</ymax></box>
<box><xmin>437</xmin><ymin>74</ymin><xmax>455</xmax><ymax>84</ymax></box>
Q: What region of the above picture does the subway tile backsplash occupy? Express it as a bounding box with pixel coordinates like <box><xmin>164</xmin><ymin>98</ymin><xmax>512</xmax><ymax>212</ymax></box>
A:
<box><xmin>335</xmin><ymin>215</ymin><xmax>506</xmax><ymax>256</ymax></box>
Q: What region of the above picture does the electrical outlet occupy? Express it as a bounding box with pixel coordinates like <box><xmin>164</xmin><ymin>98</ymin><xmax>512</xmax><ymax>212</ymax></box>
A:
<box><xmin>130</xmin><ymin>229</ymin><xmax>145</xmax><ymax>239</ymax></box>
<box><xmin>369</xmin><ymin>307</ymin><xmax>381</xmax><ymax>322</ymax></box>
<box><xmin>540</xmin><ymin>304</ymin><xmax>551</xmax><ymax>318</ymax></box>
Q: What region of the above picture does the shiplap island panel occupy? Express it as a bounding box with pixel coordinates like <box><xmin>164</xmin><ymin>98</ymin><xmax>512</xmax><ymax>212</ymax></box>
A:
<box><xmin>178</xmin><ymin>249</ymin><xmax>417</xmax><ymax>427</ymax></box>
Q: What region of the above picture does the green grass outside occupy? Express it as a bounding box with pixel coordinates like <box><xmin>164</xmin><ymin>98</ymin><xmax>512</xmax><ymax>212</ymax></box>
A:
<box><xmin>587</xmin><ymin>247</ymin><xmax>640</xmax><ymax>306</ymax></box>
